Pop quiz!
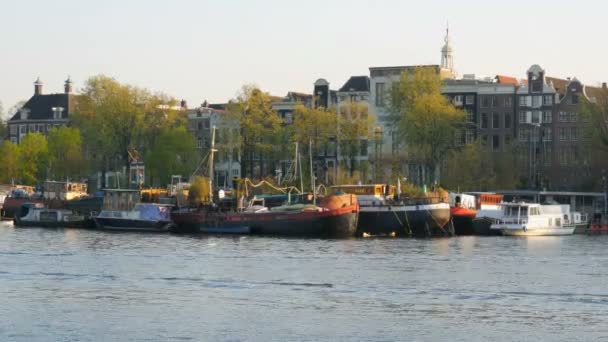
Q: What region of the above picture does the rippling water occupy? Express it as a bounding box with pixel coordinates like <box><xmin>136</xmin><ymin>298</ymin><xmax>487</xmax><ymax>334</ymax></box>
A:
<box><xmin>1</xmin><ymin>221</ymin><xmax>608</xmax><ymax>341</ymax></box>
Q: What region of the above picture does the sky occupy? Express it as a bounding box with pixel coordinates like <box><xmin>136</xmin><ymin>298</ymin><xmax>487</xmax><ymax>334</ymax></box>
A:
<box><xmin>1</xmin><ymin>0</ymin><xmax>606</xmax><ymax>118</ymax></box>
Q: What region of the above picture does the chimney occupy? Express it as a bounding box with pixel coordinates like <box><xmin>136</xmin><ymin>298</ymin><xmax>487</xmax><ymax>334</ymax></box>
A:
<box><xmin>34</xmin><ymin>77</ymin><xmax>43</xmax><ymax>95</ymax></box>
<box><xmin>64</xmin><ymin>76</ymin><xmax>73</xmax><ymax>94</ymax></box>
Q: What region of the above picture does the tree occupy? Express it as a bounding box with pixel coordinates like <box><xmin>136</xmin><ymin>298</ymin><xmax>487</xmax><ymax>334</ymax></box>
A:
<box><xmin>337</xmin><ymin>101</ymin><xmax>376</xmax><ymax>180</ymax></box>
<box><xmin>18</xmin><ymin>133</ymin><xmax>49</xmax><ymax>185</ymax></box>
<box><xmin>389</xmin><ymin>68</ymin><xmax>464</xmax><ymax>184</ymax></box>
<box><xmin>146</xmin><ymin>126</ymin><xmax>198</xmax><ymax>186</ymax></box>
<box><xmin>47</xmin><ymin>127</ymin><xmax>84</xmax><ymax>180</ymax></box>
<box><xmin>73</xmin><ymin>75</ymin><xmax>181</xmax><ymax>187</ymax></box>
<box><xmin>188</xmin><ymin>176</ymin><xmax>211</xmax><ymax>206</ymax></box>
<box><xmin>227</xmin><ymin>85</ymin><xmax>283</xmax><ymax>179</ymax></box>
<box><xmin>579</xmin><ymin>91</ymin><xmax>608</xmax><ymax>188</ymax></box>
<box><xmin>0</xmin><ymin>140</ymin><xmax>20</xmax><ymax>183</ymax></box>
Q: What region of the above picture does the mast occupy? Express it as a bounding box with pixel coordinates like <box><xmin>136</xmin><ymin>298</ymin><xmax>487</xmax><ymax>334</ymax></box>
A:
<box><xmin>309</xmin><ymin>138</ymin><xmax>315</xmax><ymax>203</ymax></box>
<box><xmin>208</xmin><ymin>126</ymin><xmax>217</xmax><ymax>203</ymax></box>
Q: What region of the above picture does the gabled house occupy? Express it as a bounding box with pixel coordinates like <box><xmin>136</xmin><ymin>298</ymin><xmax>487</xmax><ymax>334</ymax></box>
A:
<box><xmin>7</xmin><ymin>77</ymin><xmax>79</xmax><ymax>143</ymax></box>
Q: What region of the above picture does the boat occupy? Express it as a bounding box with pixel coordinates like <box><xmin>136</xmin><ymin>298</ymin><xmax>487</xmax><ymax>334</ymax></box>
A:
<box><xmin>448</xmin><ymin>193</ymin><xmax>477</xmax><ymax>235</ymax></box>
<box><xmin>571</xmin><ymin>211</ymin><xmax>589</xmax><ymax>234</ymax></box>
<box><xmin>1</xmin><ymin>187</ymin><xmax>43</xmax><ymax>220</ymax></box>
<box><xmin>13</xmin><ymin>203</ymin><xmax>92</xmax><ymax>228</ymax></box>
<box><xmin>172</xmin><ymin>193</ymin><xmax>358</xmax><ymax>237</ymax></box>
<box><xmin>93</xmin><ymin>189</ymin><xmax>174</xmax><ymax>232</ymax></box>
<box><xmin>471</xmin><ymin>194</ymin><xmax>504</xmax><ymax>236</ymax></box>
<box><xmin>490</xmin><ymin>202</ymin><xmax>576</xmax><ymax>236</ymax></box>
<box><xmin>329</xmin><ymin>184</ymin><xmax>451</xmax><ymax>237</ymax></box>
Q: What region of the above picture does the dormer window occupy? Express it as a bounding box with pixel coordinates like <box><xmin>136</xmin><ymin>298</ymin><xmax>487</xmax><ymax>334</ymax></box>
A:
<box><xmin>52</xmin><ymin>107</ymin><xmax>64</xmax><ymax>120</ymax></box>
<box><xmin>20</xmin><ymin>108</ymin><xmax>30</xmax><ymax>120</ymax></box>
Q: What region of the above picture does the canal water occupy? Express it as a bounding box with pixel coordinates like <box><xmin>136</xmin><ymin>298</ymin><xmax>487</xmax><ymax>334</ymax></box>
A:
<box><xmin>1</xmin><ymin>221</ymin><xmax>607</xmax><ymax>341</ymax></box>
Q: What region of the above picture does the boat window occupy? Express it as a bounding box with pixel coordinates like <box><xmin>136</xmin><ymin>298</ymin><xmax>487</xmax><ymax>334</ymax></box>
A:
<box><xmin>555</xmin><ymin>218</ymin><xmax>561</xmax><ymax>227</ymax></box>
<box><xmin>520</xmin><ymin>207</ymin><xmax>528</xmax><ymax>217</ymax></box>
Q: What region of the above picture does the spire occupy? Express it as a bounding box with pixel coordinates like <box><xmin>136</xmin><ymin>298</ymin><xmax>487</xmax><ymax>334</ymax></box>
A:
<box><xmin>64</xmin><ymin>75</ymin><xmax>73</xmax><ymax>94</ymax></box>
<box><xmin>34</xmin><ymin>76</ymin><xmax>43</xmax><ymax>95</ymax></box>
<box><xmin>441</xmin><ymin>22</ymin><xmax>454</xmax><ymax>74</ymax></box>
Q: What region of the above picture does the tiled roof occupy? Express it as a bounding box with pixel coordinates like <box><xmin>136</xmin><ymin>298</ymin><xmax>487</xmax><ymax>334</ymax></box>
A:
<box><xmin>495</xmin><ymin>75</ymin><xmax>519</xmax><ymax>86</ymax></box>
<box><xmin>546</xmin><ymin>77</ymin><xmax>569</xmax><ymax>96</ymax></box>
<box><xmin>9</xmin><ymin>93</ymin><xmax>78</xmax><ymax>121</ymax></box>
<box><xmin>338</xmin><ymin>76</ymin><xmax>370</xmax><ymax>92</ymax></box>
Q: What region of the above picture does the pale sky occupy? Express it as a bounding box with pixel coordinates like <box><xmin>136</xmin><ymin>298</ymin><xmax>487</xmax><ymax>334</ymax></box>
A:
<box><xmin>1</xmin><ymin>0</ymin><xmax>606</xmax><ymax>118</ymax></box>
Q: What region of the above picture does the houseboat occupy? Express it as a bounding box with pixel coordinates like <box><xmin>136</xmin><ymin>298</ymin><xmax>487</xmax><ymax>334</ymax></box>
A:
<box><xmin>471</xmin><ymin>193</ymin><xmax>505</xmax><ymax>236</ymax></box>
<box><xmin>172</xmin><ymin>193</ymin><xmax>358</xmax><ymax>238</ymax></box>
<box><xmin>93</xmin><ymin>189</ymin><xmax>174</xmax><ymax>232</ymax></box>
<box><xmin>329</xmin><ymin>184</ymin><xmax>451</xmax><ymax>237</ymax></box>
<box><xmin>13</xmin><ymin>203</ymin><xmax>91</xmax><ymax>228</ymax></box>
<box><xmin>490</xmin><ymin>202</ymin><xmax>576</xmax><ymax>236</ymax></box>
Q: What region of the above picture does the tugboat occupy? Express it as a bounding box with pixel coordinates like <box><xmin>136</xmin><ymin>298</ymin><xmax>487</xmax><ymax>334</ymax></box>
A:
<box><xmin>329</xmin><ymin>184</ymin><xmax>451</xmax><ymax>237</ymax></box>
<box><xmin>448</xmin><ymin>193</ymin><xmax>478</xmax><ymax>235</ymax></box>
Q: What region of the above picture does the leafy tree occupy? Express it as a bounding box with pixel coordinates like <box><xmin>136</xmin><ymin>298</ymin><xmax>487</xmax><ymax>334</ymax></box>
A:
<box><xmin>227</xmin><ymin>85</ymin><xmax>283</xmax><ymax>179</ymax></box>
<box><xmin>337</xmin><ymin>101</ymin><xmax>376</xmax><ymax>179</ymax></box>
<box><xmin>47</xmin><ymin>127</ymin><xmax>84</xmax><ymax>180</ymax></box>
<box><xmin>389</xmin><ymin>68</ymin><xmax>464</xmax><ymax>184</ymax></box>
<box><xmin>188</xmin><ymin>176</ymin><xmax>211</xmax><ymax>206</ymax></box>
<box><xmin>0</xmin><ymin>140</ymin><xmax>20</xmax><ymax>183</ymax></box>
<box><xmin>18</xmin><ymin>133</ymin><xmax>49</xmax><ymax>185</ymax></box>
<box><xmin>146</xmin><ymin>126</ymin><xmax>198</xmax><ymax>186</ymax></box>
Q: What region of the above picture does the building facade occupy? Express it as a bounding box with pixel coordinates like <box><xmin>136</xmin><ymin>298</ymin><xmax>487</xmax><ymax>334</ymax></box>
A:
<box><xmin>8</xmin><ymin>77</ymin><xmax>77</xmax><ymax>143</ymax></box>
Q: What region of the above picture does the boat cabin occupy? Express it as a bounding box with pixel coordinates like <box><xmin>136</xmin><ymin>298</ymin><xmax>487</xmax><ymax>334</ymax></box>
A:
<box><xmin>43</xmin><ymin>181</ymin><xmax>87</xmax><ymax>201</ymax></box>
<box><xmin>102</xmin><ymin>189</ymin><xmax>141</xmax><ymax>211</ymax></box>
<box><xmin>330</xmin><ymin>184</ymin><xmax>394</xmax><ymax>206</ymax></box>
<box><xmin>498</xmin><ymin>202</ymin><xmax>572</xmax><ymax>227</ymax></box>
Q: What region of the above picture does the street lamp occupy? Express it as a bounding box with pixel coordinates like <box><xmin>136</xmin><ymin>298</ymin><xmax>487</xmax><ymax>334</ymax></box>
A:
<box><xmin>374</xmin><ymin>126</ymin><xmax>384</xmax><ymax>182</ymax></box>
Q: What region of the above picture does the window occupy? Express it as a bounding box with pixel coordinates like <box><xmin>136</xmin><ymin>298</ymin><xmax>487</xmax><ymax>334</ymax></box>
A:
<box><xmin>571</xmin><ymin>94</ymin><xmax>579</xmax><ymax>105</ymax></box>
<box><xmin>491</xmin><ymin>96</ymin><xmax>498</xmax><ymax>107</ymax></box>
<box><xmin>543</xmin><ymin>128</ymin><xmax>552</xmax><ymax>141</ymax></box>
<box><xmin>504</xmin><ymin>97</ymin><xmax>512</xmax><ymax>107</ymax></box>
<box><xmin>284</xmin><ymin>112</ymin><xmax>293</xmax><ymax>124</ymax></box>
<box><xmin>481</xmin><ymin>96</ymin><xmax>490</xmax><ymax>108</ymax></box>
<box><xmin>505</xmin><ymin>135</ymin><xmax>512</xmax><ymax>146</ymax></box>
<box><xmin>543</xmin><ymin>111</ymin><xmax>552</xmax><ymax>123</ymax></box>
<box><xmin>531</xmin><ymin>111</ymin><xmax>541</xmax><ymax>124</ymax></box>
<box><xmin>375</xmin><ymin>83</ymin><xmax>385</xmax><ymax>107</ymax></box>
<box><xmin>465</xmin><ymin>129</ymin><xmax>475</xmax><ymax>144</ymax></box>
<box><xmin>465</xmin><ymin>108</ymin><xmax>474</xmax><ymax>122</ymax></box>
<box><xmin>481</xmin><ymin>135</ymin><xmax>488</xmax><ymax>146</ymax></box>
<box><xmin>558</xmin><ymin>111</ymin><xmax>569</xmax><ymax>122</ymax></box>
<box><xmin>481</xmin><ymin>113</ymin><xmax>489</xmax><ymax>128</ymax></box>
<box><xmin>360</xmin><ymin>139</ymin><xmax>368</xmax><ymax>156</ymax></box>
<box><xmin>532</xmin><ymin>81</ymin><xmax>542</xmax><ymax>92</ymax></box>
<box><xmin>504</xmin><ymin>113</ymin><xmax>512</xmax><ymax>128</ymax></box>
<box><xmin>543</xmin><ymin>95</ymin><xmax>553</xmax><ymax>106</ymax></box>
<box><xmin>492</xmin><ymin>113</ymin><xmax>500</xmax><ymax>129</ymax></box>
<box><xmin>204</xmin><ymin>119</ymin><xmax>210</xmax><ymax>129</ymax></box>
<box><xmin>532</xmin><ymin>96</ymin><xmax>542</xmax><ymax>108</ymax></box>
<box><xmin>453</xmin><ymin>95</ymin><xmax>463</xmax><ymax>106</ymax></box>
<box><xmin>465</xmin><ymin>95</ymin><xmax>474</xmax><ymax>105</ymax></box>
<box><xmin>9</xmin><ymin>125</ymin><xmax>17</xmax><ymax>135</ymax></box>
<box><xmin>519</xmin><ymin>128</ymin><xmax>530</xmax><ymax>142</ymax></box>
<box><xmin>519</xmin><ymin>111</ymin><xmax>527</xmax><ymax>123</ymax></box>
<box><xmin>492</xmin><ymin>135</ymin><xmax>500</xmax><ymax>151</ymax></box>
<box><xmin>544</xmin><ymin>146</ymin><xmax>552</xmax><ymax>166</ymax></box>
<box><xmin>232</xmin><ymin>168</ymin><xmax>239</xmax><ymax>176</ymax></box>
<box><xmin>519</xmin><ymin>96</ymin><xmax>530</xmax><ymax>107</ymax></box>
<box><xmin>19</xmin><ymin>125</ymin><xmax>26</xmax><ymax>134</ymax></box>
<box><xmin>197</xmin><ymin>137</ymin><xmax>203</xmax><ymax>149</ymax></box>
<box><xmin>197</xmin><ymin>122</ymin><xmax>203</xmax><ymax>130</ymax></box>
<box><xmin>559</xmin><ymin>148</ymin><xmax>568</xmax><ymax>165</ymax></box>
<box><xmin>570</xmin><ymin>127</ymin><xmax>577</xmax><ymax>141</ymax></box>
<box><xmin>28</xmin><ymin>124</ymin><xmax>35</xmax><ymax>132</ymax></box>
<box><xmin>559</xmin><ymin>128</ymin><xmax>568</xmax><ymax>141</ymax></box>
<box><xmin>569</xmin><ymin>112</ymin><xmax>577</xmax><ymax>122</ymax></box>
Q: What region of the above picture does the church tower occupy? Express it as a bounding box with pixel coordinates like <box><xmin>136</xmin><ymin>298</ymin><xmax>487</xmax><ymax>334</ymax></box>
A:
<box><xmin>441</xmin><ymin>25</ymin><xmax>455</xmax><ymax>76</ymax></box>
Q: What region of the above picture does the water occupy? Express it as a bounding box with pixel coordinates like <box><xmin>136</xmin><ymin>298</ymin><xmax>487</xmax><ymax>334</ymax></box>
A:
<box><xmin>1</xmin><ymin>221</ymin><xmax>607</xmax><ymax>341</ymax></box>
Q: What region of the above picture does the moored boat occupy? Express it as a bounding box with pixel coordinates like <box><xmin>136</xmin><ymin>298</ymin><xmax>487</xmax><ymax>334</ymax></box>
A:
<box><xmin>448</xmin><ymin>193</ymin><xmax>477</xmax><ymax>235</ymax></box>
<box><xmin>93</xmin><ymin>189</ymin><xmax>174</xmax><ymax>232</ymax></box>
<box><xmin>13</xmin><ymin>203</ymin><xmax>92</xmax><ymax>228</ymax></box>
<box><xmin>172</xmin><ymin>193</ymin><xmax>358</xmax><ymax>238</ymax></box>
<box><xmin>330</xmin><ymin>184</ymin><xmax>451</xmax><ymax>237</ymax></box>
<box><xmin>490</xmin><ymin>202</ymin><xmax>576</xmax><ymax>236</ymax></box>
<box><xmin>471</xmin><ymin>194</ymin><xmax>504</xmax><ymax>236</ymax></box>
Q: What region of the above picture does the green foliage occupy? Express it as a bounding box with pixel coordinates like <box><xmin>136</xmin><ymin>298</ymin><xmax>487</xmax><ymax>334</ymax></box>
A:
<box><xmin>18</xmin><ymin>133</ymin><xmax>49</xmax><ymax>185</ymax></box>
<box><xmin>389</xmin><ymin>68</ymin><xmax>465</xmax><ymax>184</ymax></box>
<box><xmin>188</xmin><ymin>176</ymin><xmax>210</xmax><ymax>205</ymax></box>
<box><xmin>146</xmin><ymin>126</ymin><xmax>198</xmax><ymax>186</ymax></box>
<box><xmin>48</xmin><ymin>127</ymin><xmax>84</xmax><ymax>180</ymax></box>
<box><xmin>227</xmin><ymin>85</ymin><xmax>284</xmax><ymax>177</ymax></box>
<box><xmin>0</xmin><ymin>140</ymin><xmax>20</xmax><ymax>183</ymax></box>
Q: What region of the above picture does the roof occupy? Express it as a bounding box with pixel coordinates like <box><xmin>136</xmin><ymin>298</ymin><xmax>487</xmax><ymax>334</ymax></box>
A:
<box><xmin>9</xmin><ymin>93</ymin><xmax>79</xmax><ymax>121</ymax></box>
<box><xmin>546</xmin><ymin>77</ymin><xmax>569</xmax><ymax>96</ymax></box>
<box><xmin>338</xmin><ymin>76</ymin><xmax>370</xmax><ymax>93</ymax></box>
<box><xmin>495</xmin><ymin>75</ymin><xmax>519</xmax><ymax>86</ymax></box>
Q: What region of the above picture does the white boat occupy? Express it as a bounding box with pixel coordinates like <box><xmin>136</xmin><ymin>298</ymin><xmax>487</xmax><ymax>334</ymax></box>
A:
<box><xmin>490</xmin><ymin>202</ymin><xmax>575</xmax><ymax>236</ymax></box>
